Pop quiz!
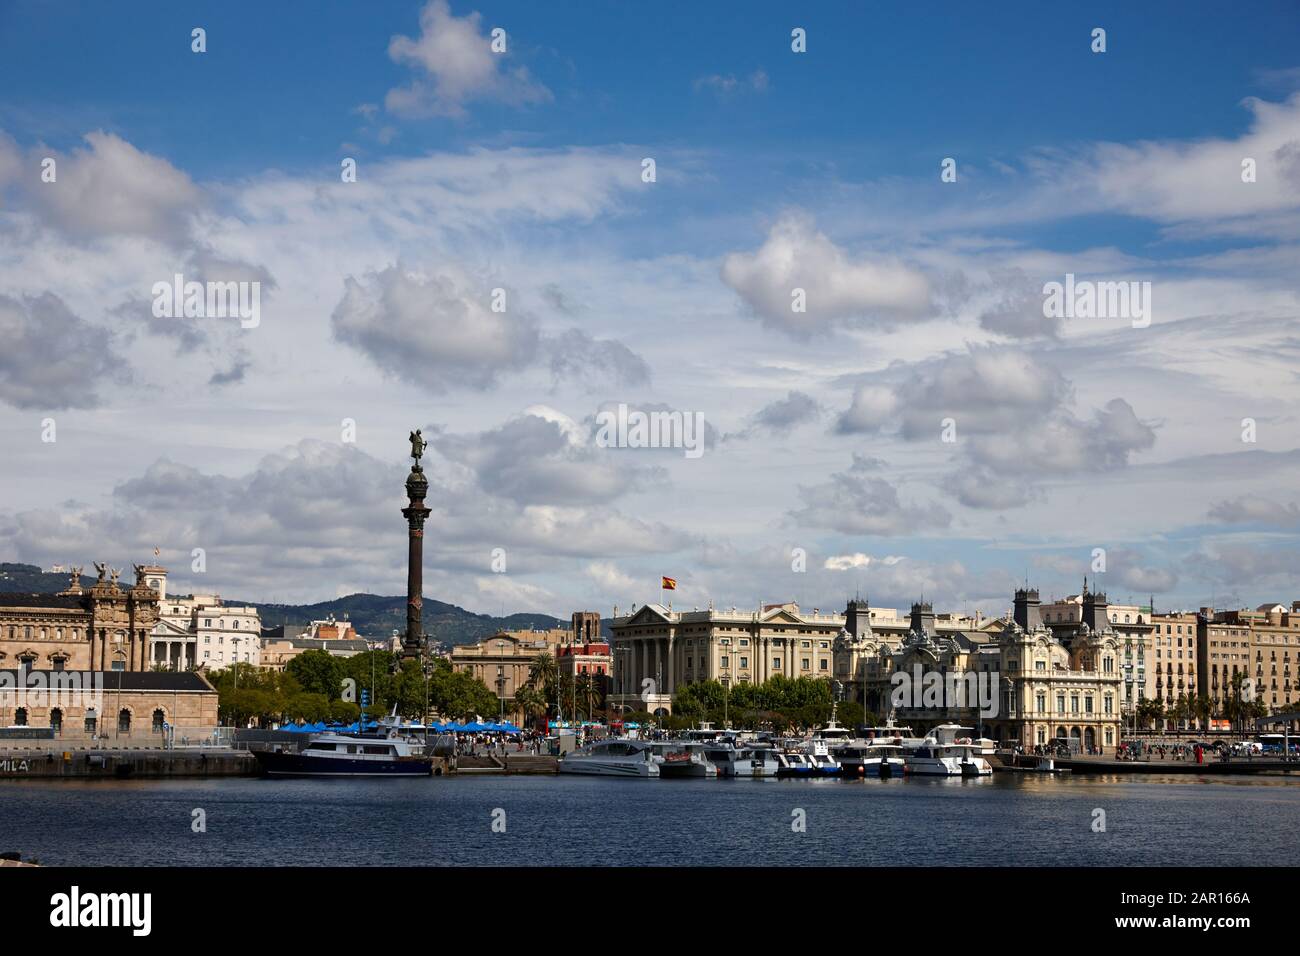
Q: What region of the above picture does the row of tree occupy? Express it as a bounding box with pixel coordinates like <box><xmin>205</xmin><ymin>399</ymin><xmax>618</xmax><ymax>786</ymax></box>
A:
<box><xmin>1134</xmin><ymin>683</ymin><xmax>1271</xmax><ymax>730</ymax></box>
<box><xmin>668</xmin><ymin>676</ymin><xmax>872</xmax><ymax>731</ymax></box>
<box><xmin>208</xmin><ymin>649</ymin><xmax>499</xmax><ymax>727</ymax></box>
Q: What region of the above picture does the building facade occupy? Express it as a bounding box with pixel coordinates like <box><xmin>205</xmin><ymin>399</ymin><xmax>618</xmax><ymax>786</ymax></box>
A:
<box><xmin>149</xmin><ymin>567</ymin><xmax>261</xmax><ymax>671</ymax></box>
<box><xmin>0</xmin><ymin>565</ymin><xmax>160</xmax><ymax>672</ymax></box>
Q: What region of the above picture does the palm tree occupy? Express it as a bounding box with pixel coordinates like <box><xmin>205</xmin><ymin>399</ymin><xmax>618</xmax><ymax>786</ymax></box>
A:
<box><xmin>514</xmin><ymin>685</ymin><xmax>546</xmax><ymax>730</ymax></box>
<box><xmin>527</xmin><ymin>653</ymin><xmax>559</xmax><ymax>715</ymax></box>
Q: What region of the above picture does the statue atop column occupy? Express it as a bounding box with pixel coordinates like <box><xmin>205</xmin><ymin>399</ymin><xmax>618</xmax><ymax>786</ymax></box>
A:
<box><xmin>409</xmin><ymin>429</ymin><xmax>427</xmax><ymax>469</ymax></box>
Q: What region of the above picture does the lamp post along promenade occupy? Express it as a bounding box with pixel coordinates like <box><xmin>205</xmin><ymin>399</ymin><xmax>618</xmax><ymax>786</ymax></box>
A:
<box><xmin>402</xmin><ymin>430</ymin><xmax>432</xmax><ymax>662</ymax></box>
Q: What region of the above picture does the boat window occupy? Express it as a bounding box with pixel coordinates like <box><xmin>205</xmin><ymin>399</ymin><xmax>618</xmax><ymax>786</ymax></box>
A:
<box><xmin>362</xmin><ymin>745</ymin><xmax>392</xmax><ymax>755</ymax></box>
<box><xmin>308</xmin><ymin>742</ymin><xmax>337</xmax><ymax>752</ymax></box>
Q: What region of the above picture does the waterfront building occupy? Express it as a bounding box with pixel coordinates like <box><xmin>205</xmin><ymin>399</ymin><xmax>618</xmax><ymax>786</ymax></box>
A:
<box><xmin>147</xmin><ymin>567</ymin><xmax>261</xmax><ymax>671</ymax></box>
<box><xmin>0</xmin><ymin>669</ymin><xmax>219</xmax><ymax>740</ymax></box>
<box><xmin>609</xmin><ymin>601</ymin><xmax>848</xmax><ymax>714</ymax></box>
<box><xmin>0</xmin><ymin>564</ymin><xmax>160</xmax><ymax>671</ymax></box>
<box><xmin>557</xmin><ymin>611</ymin><xmax>612</xmax><ymax>694</ymax></box>
<box><xmin>1198</xmin><ymin>611</ymin><xmax>1256</xmax><ymax>719</ymax></box>
<box><xmin>1041</xmin><ymin>583</ymin><xmax>1154</xmax><ymax>715</ymax></box>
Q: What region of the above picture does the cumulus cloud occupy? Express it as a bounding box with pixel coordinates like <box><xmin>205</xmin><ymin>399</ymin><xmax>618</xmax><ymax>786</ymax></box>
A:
<box><xmin>790</xmin><ymin>454</ymin><xmax>950</xmax><ymax>535</ymax></box>
<box><xmin>26</xmin><ymin>131</ymin><xmax>201</xmax><ymax>242</ymax></box>
<box><xmin>331</xmin><ymin>264</ymin><xmax>539</xmax><ymax>390</ymax></box>
<box><xmin>432</xmin><ymin>408</ymin><xmax>665</xmax><ymax>506</ymax></box>
<box><xmin>546</xmin><ymin>328</ymin><xmax>651</xmax><ymax>390</ymax></box>
<box><xmin>385</xmin><ymin>0</ymin><xmax>552</xmax><ymax>118</ymax></box>
<box><xmin>721</xmin><ymin>213</ymin><xmax>932</xmax><ymax>335</ymax></box>
<box><xmin>0</xmin><ymin>293</ymin><xmax>127</xmax><ymax>409</ymax></box>
<box><xmin>835</xmin><ymin>384</ymin><xmax>898</xmax><ymax>435</ymax></box>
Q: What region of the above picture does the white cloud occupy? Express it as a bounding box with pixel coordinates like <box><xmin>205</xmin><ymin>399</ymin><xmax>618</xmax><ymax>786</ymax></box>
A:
<box><xmin>27</xmin><ymin>131</ymin><xmax>201</xmax><ymax>242</ymax></box>
<box><xmin>331</xmin><ymin>264</ymin><xmax>539</xmax><ymax>390</ymax></box>
<box><xmin>721</xmin><ymin>213</ymin><xmax>932</xmax><ymax>335</ymax></box>
<box><xmin>823</xmin><ymin>552</ymin><xmax>904</xmax><ymax>571</ymax></box>
<box><xmin>385</xmin><ymin>0</ymin><xmax>552</xmax><ymax>118</ymax></box>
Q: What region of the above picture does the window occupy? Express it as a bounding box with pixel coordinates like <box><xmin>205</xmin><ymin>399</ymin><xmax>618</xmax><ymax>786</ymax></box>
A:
<box><xmin>801</xmin><ymin>658</ymin><xmax>810</xmax><ymax>670</ymax></box>
<box><xmin>739</xmin><ymin>656</ymin><xmax>748</xmax><ymax>668</ymax></box>
<box><xmin>84</xmin><ymin>716</ymin><xmax>97</xmax><ymax>735</ymax></box>
<box><xmin>152</xmin><ymin>709</ymin><xmax>165</xmax><ymax>732</ymax></box>
<box><xmin>50</xmin><ymin>708</ymin><xmax>62</xmax><ymax>734</ymax></box>
<box><xmin>1057</xmin><ymin>695</ymin><xmax>1065</xmax><ymax>713</ymax></box>
<box><xmin>14</xmin><ymin>707</ymin><xmax>27</xmax><ymax>726</ymax></box>
<box><xmin>118</xmin><ymin>709</ymin><xmax>131</xmax><ymax>733</ymax></box>
<box><xmin>772</xmin><ymin>658</ymin><xmax>781</xmax><ymax>669</ymax></box>
<box><xmin>820</xmin><ymin>659</ymin><xmax>828</xmax><ymax>670</ymax></box>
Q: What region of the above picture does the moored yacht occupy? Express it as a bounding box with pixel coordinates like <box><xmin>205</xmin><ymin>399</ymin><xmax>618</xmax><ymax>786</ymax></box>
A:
<box><xmin>775</xmin><ymin>739</ymin><xmax>842</xmax><ymax>778</ymax></box>
<box><xmin>645</xmin><ymin>740</ymin><xmax>718</xmax><ymax>778</ymax></box>
<box><xmin>903</xmin><ymin>724</ymin><xmax>993</xmax><ymax>777</ymax></box>
<box><xmin>558</xmin><ymin>738</ymin><xmax>660</xmax><ymax>777</ymax></box>
<box><xmin>701</xmin><ymin>740</ymin><xmax>780</xmax><ymax>777</ymax></box>
<box><xmin>833</xmin><ymin>741</ymin><xmax>906</xmax><ymax>778</ymax></box>
<box><xmin>253</xmin><ymin>711</ymin><xmax>432</xmax><ymax>777</ymax></box>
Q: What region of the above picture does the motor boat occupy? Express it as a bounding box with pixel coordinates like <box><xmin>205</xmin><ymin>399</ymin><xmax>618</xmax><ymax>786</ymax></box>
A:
<box><xmin>774</xmin><ymin>739</ymin><xmax>842</xmax><ymax>778</ymax></box>
<box><xmin>645</xmin><ymin>740</ymin><xmax>718</xmax><ymax>778</ymax></box>
<box><xmin>252</xmin><ymin>710</ymin><xmax>432</xmax><ymax>777</ymax></box>
<box><xmin>558</xmin><ymin>738</ymin><xmax>660</xmax><ymax>777</ymax></box>
<box><xmin>701</xmin><ymin>741</ymin><xmax>780</xmax><ymax>777</ymax></box>
<box><xmin>902</xmin><ymin>724</ymin><xmax>992</xmax><ymax>777</ymax></box>
<box><xmin>833</xmin><ymin>741</ymin><xmax>906</xmax><ymax>778</ymax></box>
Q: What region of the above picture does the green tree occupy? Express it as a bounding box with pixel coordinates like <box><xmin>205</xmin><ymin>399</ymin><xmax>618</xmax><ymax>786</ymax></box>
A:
<box><xmin>286</xmin><ymin>649</ymin><xmax>345</xmax><ymax>699</ymax></box>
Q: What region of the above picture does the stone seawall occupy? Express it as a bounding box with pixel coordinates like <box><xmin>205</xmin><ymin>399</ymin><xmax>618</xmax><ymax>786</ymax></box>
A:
<box><xmin>0</xmin><ymin>749</ymin><xmax>256</xmax><ymax>779</ymax></box>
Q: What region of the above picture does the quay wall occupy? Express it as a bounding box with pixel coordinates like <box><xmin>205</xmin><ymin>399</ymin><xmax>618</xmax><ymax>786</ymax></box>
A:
<box><xmin>0</xmin><ymin>748</ymin><xmax>256</xmax><ymax>778</ymax></box>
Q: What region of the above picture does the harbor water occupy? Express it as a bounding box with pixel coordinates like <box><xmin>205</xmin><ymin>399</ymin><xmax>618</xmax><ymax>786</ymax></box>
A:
<box><xmin>5</xmin><ymin>773</ymin><xmax>1299</xmax><ymax>866</ymax></box>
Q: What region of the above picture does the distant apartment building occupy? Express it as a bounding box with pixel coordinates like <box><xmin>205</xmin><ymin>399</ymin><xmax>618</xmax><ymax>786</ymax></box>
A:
<box><xmin>1148</xmin><ymin>610</ymin><xmax>1199</xmax><ymax>710</ymax></box>
<box><xmin>147</xmin><ymin>567</ymin><xmax>261</xmax><ymax>670</ymax></box>
<box><xmin>1200</xmin><ymin>604</ymin><xmax>1300</xmax><ymax>718</ymax></box>
<box><xmin>259</xmin><ymin>615</ymin><xmax>368</xmax><ymax>671</ymax></box>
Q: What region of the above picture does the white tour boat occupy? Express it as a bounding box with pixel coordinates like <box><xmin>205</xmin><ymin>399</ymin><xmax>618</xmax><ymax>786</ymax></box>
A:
<box><xmin>558</xmin><ymin>738</ymin><xmax>660</xmax><ymax>777</ymax></box>
<box><xmin>903</xmin><ymin>724</ymin><xmax>993</xmax><ymax>777</ymax></box>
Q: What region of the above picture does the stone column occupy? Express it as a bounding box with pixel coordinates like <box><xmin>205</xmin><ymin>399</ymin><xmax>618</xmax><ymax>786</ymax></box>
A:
<box><xmin>401</xmin><ymin>455</ymin><xmax>432</xmax><ymax>662</ymax></box>
<box><xmin>666</xmin><ymin>636</ymin><xmax>675</xmax><ymax>694</ymax></box>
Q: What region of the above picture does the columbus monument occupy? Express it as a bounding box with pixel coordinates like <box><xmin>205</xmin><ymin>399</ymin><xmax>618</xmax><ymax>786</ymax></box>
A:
<box><xmin>401</xmin><ymin>429</ymin><xmax>432</xmax><ymax>661</ymax></box>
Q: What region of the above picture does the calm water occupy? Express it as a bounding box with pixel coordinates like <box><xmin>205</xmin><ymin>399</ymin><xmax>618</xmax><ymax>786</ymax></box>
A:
<box><xmin>5</xmin><ymin>774</ymin><xmax>1299</xmax><ymax>866</ymax></box>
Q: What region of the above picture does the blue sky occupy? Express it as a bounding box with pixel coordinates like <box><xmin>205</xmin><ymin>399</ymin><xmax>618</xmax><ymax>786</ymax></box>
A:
<box><xmin>1</xmin><ymin>1</ymin><xmax>1299</xmax><ymax>617</ymax></box>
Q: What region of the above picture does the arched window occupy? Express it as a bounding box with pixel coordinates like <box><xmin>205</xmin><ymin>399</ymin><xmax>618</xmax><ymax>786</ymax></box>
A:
<box><xmin>152</xmin><ymin>709</ymin><xmax>165</xmax><ymax>732</ymax></box>
<box><xmin>50</xmin><ymin>708</ymin><xmax>62</xmax><ymax>734</ymax></box>
<box><xmin>118</xmin><ymin>709</ymin><xmax>131</xmax><ymax>733</ymax></box>
<box><xmin>14</xmin><ymin>707</ymin><xmax>27</xmax><ymax>726</ymax></box>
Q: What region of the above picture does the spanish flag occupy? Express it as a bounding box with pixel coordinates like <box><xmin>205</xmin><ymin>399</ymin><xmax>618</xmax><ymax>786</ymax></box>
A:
<box><xmin>661</xmin><ymin>576</ymin><xmax>677</xmax><ymax>590</ymax></box>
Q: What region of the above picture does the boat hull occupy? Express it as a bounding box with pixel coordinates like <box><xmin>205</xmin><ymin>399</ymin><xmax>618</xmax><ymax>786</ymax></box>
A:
<box><xmin>253</xmin><ymin>750</ymin><xmax>432</xmax><ymax>777</ymax></box>
<box><xmin>558</xmin><ymin>758</ymin><xmax>658</xmax><ymax>777</ymax></box>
